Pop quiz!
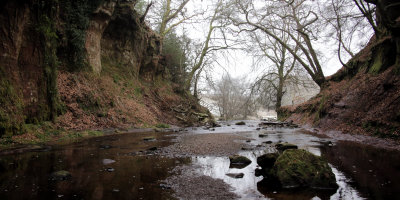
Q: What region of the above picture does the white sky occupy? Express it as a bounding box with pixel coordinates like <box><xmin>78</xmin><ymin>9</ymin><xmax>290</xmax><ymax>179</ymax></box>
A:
<box><xmin>182</xmin><ymin>1</ymin><xmax>344</xmax><ymax>80</ymax></box>
<box><xmin>144</xmin><ymin>0</ymin><xmax>369</xmax><ymax>88</ymax></box>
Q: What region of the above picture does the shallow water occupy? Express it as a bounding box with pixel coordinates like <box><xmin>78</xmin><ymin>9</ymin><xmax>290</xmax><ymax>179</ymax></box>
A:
<box><xmin>191</xmin><ymin>124</ymin><xmax>360</xmax><ymax>199</ymax></box>
<box><xmin>192</xmin><ymin>120</ymin><xmax>400</xmax><ymax>200</ymax></box>
<box><xmin>0</xmin><ymin>121</ymin><xmax>399</xmax><ymax>200</ymax></box>
<box><xmin>0</xmin><ymin>132</ymin><xmax>188</xmax><ymax>200</ymax></box>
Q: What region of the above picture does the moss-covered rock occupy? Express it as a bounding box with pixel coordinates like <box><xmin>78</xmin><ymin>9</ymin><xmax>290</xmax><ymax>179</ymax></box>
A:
<box><xmin>229</xmin><ymin>155</ymin><xmax>251</xmax><ymax>169</ymax></box>
<box><xmin>273</xmin><ymin>149</ymin><xmax>337</xmax><ymax>190</ymax></box>
<box><xmin>275</xmin><ymin>143</ymin><xmax>298</xmax><ymax>151</ymax></box>
<box><xmin>257</xmin><ymin>153</ymin><xmax>279</xmax><ymax>169</ymax></box>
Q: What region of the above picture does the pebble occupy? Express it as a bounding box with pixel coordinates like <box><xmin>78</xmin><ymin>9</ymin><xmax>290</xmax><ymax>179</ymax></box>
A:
<box><xmin>102</xmin><ymin>159</ymin><xmax>116</xmax><ymax>165</ymax></box>
<box><xmin>106</xmin><ymin>168</ymin><xmax>115</xmax><ymax>172</ymax></box>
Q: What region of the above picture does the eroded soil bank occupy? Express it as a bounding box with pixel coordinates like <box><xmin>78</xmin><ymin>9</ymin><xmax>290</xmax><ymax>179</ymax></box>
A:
<box><xmin>0</xmin><ymin>120</ymin><xmax>399</xmax><ymax>199</ymax></box>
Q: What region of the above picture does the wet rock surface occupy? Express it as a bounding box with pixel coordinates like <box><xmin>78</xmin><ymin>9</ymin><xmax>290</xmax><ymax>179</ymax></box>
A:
<box><xmin>271</xmin><ymin>149</ymin><xmax>338</xmax><ymax>190</ymax></box>
<box><xmin>275</xmin><ymin>143</ymin><xmax>298</xmax><ymax>151</ymax></box>
<box><xmin>229</xmin><ymin>155</ymin><xmax>252</xmax><ymax>169</ymax></box>
<box><xmin>235</xmin><ymin>121</ymin><xmax>246</xmax><ymax>125</ymax></box>
<box><xmin>51</xmin><ymin>170</ymin><xmax>71</xmax><ymax>181</ymax></box>
<box><xmin>226</xmin><ymin>173</ymin><xmax>244</xmax><ymax>178</ymax></box>
<box><xmin>257</xmin><ymin>153</ymin><xmax>279</xmax><ymax>169</ymax></box>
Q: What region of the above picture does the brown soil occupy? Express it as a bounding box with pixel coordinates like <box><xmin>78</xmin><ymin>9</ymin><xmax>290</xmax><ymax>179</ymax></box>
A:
<box><xmin>281</xmin><ymin>65</ymin><xmax>400</xmax><ymax>142</ymax></box>
<box><xmin>6</xmin><ymin>69</ymin><xmax>209</xmax><ymax>143</ymax></box>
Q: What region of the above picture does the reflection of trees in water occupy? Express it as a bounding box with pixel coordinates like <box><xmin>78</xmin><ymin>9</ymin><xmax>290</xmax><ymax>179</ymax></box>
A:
<box><xmin>0</xmin><ymin>133</ymin><xmax>190</xmax><ymax>200</ymax></box>
<box><xmin>320</xmin><ymin>141</ymin><xmax>400</xmax><ymax>200</ymax></box>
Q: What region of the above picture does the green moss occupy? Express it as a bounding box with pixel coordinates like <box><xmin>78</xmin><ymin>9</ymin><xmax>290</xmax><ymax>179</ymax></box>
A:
<box><xmin>134</xmin><ymin>87</ymin><xmax>143</xmax><ymax>97</ymax></box>
<box><xmin>155</xmin><ymin>123</ymin><xmax>170</xmax><ymax>128</ymax></box>
<box><xmin>273</xmin><ymin>149</ymin><xmax>337</xmax><ymax>189</ymax></box>
<box><xmin>369</xmin><ymin>51</ymin><xmax>383</xmax><ymax>74</ymax></box>
<box><xmin>61</xmin><ymin>0</ymin><xmax>104</xmax><ymax>71</ymax></box>
<box><xmin>314</xmin><ymin>95</ymin><xmax>327</xmax><ymax>122</ymax></box>
<box><xmin>36</xmin><ymin>1</ymin><xmax>65</xmax><ymax>122</ymax></box>
<box><xmin>0</xmin><ymin>76</ymin><xmax>25</xmax><ymax>137</ymax></box>
<box><xmin>277</xmin><ymin>108</ymin><xmax>290</xmax><ymax>121</ymax></box>
<box><xmin>86</xmin><ymin>130</ymin><xmax>103</xmax><ymax>136</ymax></box>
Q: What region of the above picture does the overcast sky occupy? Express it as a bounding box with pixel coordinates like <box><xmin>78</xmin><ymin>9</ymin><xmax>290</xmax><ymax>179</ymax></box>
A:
<box><xmin>144</xmin><ymin>0</ymin><xmax>370</xmax><ymax>89</ymax></box>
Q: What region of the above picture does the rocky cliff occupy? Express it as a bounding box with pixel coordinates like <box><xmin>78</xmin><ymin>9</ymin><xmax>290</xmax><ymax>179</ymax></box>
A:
<box><xmin>0</xmin><ymin>0</ymin><xmax>209</xmax><ymax>138</ymax></box>
<box><xmin>279</xmin><ymin>0</ymin><xmax>400</xmax><ymax>140</ymax></box>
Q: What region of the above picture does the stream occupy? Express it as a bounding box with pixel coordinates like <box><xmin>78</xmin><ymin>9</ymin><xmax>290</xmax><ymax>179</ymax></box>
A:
<box><xmin>0</xmin><ymin>120</ymin><xmax>399</xmax><ymax>199</ymax></box>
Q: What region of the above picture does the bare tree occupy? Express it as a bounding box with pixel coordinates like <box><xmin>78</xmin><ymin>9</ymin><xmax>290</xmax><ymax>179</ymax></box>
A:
<box><xmin>249</xmin><ymin>28</ymin><xmax>301</xmax><ymax>109</ymax></box>
<box><xmin>320</xmin><ymin>0</ymin><xmax>374</xmax><ymax>68</ymax></box>
<box><xmin>184</xmin><ymin>0</ymin><xmax>232</xmax><ymax>91</ymax></box>
<box><xmin>230</xmin><ymin>0</ymin><xmax>327</xmax><ymax>86</ymax></box>
<box><xmin>211</xmin><ymin>74</ymin><xmax>256</xmax><ymax>120</ymax></box>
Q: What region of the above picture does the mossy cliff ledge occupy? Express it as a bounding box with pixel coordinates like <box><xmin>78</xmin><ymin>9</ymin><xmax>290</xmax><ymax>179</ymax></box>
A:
<box><xmin>0</xmin><ymin>0</ymin><xmax>210</xmax><ymax>139</ymax></box>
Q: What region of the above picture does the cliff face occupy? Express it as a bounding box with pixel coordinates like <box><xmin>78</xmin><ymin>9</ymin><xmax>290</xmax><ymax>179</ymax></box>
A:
<box><xmin>279</xmin><ymin>1</ymin><xmax>400</xmax><ymax>140</ymax></box>
<box><xmin>0</xmin><ymin>0</ymin><xmax>209</xmax><ymax>137</ymax></box>
<box><xmin>0</xmin><ymin>1</ymin><xmax>50</xmax><ymax>135</ymax></box>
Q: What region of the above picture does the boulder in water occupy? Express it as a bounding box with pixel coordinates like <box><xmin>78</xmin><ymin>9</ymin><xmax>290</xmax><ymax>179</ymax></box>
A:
<box><xmin>257</xmin><ymin>153</ymin><xmax>279</xmax><ymax>169</ymax></box>
<box><xmin>235</xmin><ymin>121</ymin><xmax>246</xmax><ymax>125</ymax></box>
<box><xmin>273</xmin><ymin>149</ymin><xmax>338</xmax><ymax>190</ymax></box>
<box><xmin>275</xmin><ymin>143</ymin><xmax>298</xmax><ymax>151</ymax></box>
<box><xmin>229</xmin><ymin>155</ymin><xmax>252</xmax><ymax>169</ymax></box>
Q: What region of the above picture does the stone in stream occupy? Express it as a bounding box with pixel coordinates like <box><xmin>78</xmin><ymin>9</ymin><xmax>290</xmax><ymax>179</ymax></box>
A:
<box><xmin>226</xmin><ymin>173</ymin><xmax>244</xmax><ymax>179</ymax></box>
<box><xmin>259</xmin><ymin>134</ymin><xmax>268</xmax><ymax>138</ymax></box>
<box><xmin>147</xmin><ymin>146</ymin><xmax>158</xmax><ymax>151</ymax></box>
<box><xmin>272</xmin><ymin>149</ymin><xmax>338</xmax><ymax>190</ymax></box>
<box><xmin>51</xmin><ymin>170</ymin><xmax>71</xmax><ymax>181</ymax></box>
<box><xmin>263</xmin><ymin>141</ymin><xmax>273</xmax><ymax>144</ymax></box>
<box><xmin>229</xmin><ymin>155</ymin><xmax>252</xmax><ymax>169</ymax></box>
<box><xmin>160</xmin><ymin>183</ymin><xmax>172</xmax><ymax>189</ymax></box>
<box><xmin>257</xmin><ymin>153</ymin><xmax>279</xmax><ymax>169</ymax></box>
<box><xmin>102</xmin><ymin>159</ymin><xmax>116</xmax><ymax>165</ymax></box>
<box><xmin>99</xmin><ymin>144</ymin><xmax>112</xmax><ymax>149</ymax></box>
<box><xmin>106</xmin><ymin>167</ymin><xmax>115</xmax><ymax>172</ymax></box>
<box><xmin>28</xmin><ymin>145</ymin><xmax>52</xmax><ymax>152</ymax></box>
<box><xmin>143</xmin><ymin>137</ymin><xmax>156</xmax><ymax>142</ymax></box>
<box><xmin>275</xmin><ymin>143</ymin><xmax>298</xmax><ymax>151</ymax></box>
<box><xmin>235</xmin><ymin>121</ymin><xmax>246</xmax><ymax>125</ymax></box>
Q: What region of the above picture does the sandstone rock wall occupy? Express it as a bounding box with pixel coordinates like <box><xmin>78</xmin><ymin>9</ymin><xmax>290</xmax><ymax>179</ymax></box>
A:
<box><xmin>0</xmin><ymin>0</ymin><xmax>167</xmax><ymax>135</ymax></box>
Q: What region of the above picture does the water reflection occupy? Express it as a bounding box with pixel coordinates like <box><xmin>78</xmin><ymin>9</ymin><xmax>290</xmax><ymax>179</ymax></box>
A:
<box><xmin>0</xmin><ymin>132</ymin><xmax>188</xmax><ymax>200</ymax></box>
<box><xmin>193</xmin><ymin>153</ymin><xmax>264</xmax><ymax>199</ymax></box>
<box><xmin>321</xmin><ymin>141</ymin><xmax>400</xmax><ymax>200</ymax></box>
<box><xmin>193</xmin><ymin>127</ymin><xmax>367</xmax><ymax>200</ymax></box>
